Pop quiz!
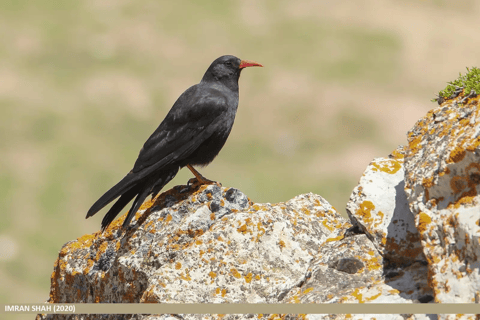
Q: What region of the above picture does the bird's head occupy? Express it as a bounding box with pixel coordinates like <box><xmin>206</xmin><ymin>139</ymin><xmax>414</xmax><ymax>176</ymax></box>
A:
<box><xmin>201</xmin><ymin>55</ymin><xmax>262</xmax><ymax>89</ymax></box>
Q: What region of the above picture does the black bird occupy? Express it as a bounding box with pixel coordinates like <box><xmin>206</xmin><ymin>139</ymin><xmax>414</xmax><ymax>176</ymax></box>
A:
<box><xmin>86</xmin><ymin>55</ymin><xmax>262</xmax><ymax>231</ymax></box>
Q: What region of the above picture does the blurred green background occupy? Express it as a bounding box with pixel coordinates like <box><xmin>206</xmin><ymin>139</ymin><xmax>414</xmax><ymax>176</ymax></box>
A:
<box><xmin>1</xmin><ymin>0</ymin><xmax>479</xmax><ymax>311</ymax></box>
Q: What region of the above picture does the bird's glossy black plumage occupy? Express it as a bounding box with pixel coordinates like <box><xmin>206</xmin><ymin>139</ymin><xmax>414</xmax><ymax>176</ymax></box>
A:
<box><xmin>86</xmin><ymin>55</ymin><xmax>262</xmax><ymax>230</ymax></box>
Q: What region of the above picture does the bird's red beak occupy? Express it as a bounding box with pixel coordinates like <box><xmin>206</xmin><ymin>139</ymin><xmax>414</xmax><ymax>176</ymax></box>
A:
<box><xmin>239</xmin><ymin>60</ymin><xmax>263</xmax><ymax>69</ymax></box>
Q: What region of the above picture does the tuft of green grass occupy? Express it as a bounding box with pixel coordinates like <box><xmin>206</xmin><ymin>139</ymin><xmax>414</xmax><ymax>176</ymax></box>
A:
<box><xmin>433</xmin><ymin>67</ymin><xmax>480</xmax><ymax>102</ymax></box>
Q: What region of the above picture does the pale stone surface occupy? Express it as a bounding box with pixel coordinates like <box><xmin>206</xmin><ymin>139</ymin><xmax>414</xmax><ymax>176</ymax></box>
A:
<box><xmin>44</xmin><ymin>184</ymin><xmax>345</xmax><ymax>305</ymax></box>
<box><xmin>404</xmin><ymin>94</ymin><xmax>480</xmax><ymax>304</ymax></box>
<box><xmin>37</xmin><ymin>183</ymin><xmax>434</xmax><ymax>320</ymax></box>
<box><xmin>38</xmin><ymin>182</ymin><xmax>434</xmax><ymax>320</ymax></box>
<box><xmin>37</xmin><ymin>94</ymin><xmax>480</xmax><ymax>320</ymax></box>
<box><xmin>283</xmin><ymin>232</ymin><xmax>431</xmax><ymax>304</ymax></box>
<box><xmin>346</xmin><ymin>146</ymin><xmax>426</xmax><ymax>264</ymax></box>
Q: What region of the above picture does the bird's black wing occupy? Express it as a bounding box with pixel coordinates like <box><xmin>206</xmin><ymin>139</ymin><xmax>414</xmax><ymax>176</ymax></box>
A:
<box><xmin>86</xmin><ymin>85</ymin><xmax>229</xmax><ymax>218</ymax></box>
<box><xmin>133</xmin><ymin>85</ymin><xmax>229</xmax><ymax>172</ymax></box>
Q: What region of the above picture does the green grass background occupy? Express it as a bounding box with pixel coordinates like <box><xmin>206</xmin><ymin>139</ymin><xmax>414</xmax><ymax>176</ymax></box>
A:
<box><xmin>1</xmin><ymin>0</ymin><xmax>479</xmax><ymax>312</ymax></box>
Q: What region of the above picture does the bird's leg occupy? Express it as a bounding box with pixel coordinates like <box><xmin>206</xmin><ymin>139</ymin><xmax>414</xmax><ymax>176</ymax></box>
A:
<box><xmin>186</xmin><ymin>164</ymin><xmax>221</xmax><ymax>187</ymax></box>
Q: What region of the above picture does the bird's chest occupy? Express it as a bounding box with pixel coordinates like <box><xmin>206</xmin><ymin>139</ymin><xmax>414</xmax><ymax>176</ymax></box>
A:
<box><xmin>185</xmin><ymin>115</ymin><xmax>235</xmax><ymax>166</ymax></box>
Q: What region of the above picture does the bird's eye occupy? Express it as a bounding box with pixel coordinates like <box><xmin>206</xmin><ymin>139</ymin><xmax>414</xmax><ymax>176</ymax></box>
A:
<box><xmin>225</xmin><ymin>62</ymin><xmax>233</xmax><ymax>67</ymax></box>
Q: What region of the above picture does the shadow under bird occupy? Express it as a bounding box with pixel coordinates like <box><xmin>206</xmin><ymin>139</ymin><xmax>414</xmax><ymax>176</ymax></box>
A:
<box><xmin>86</xmin><ymin>55</ymin><xmax>262</xmax><ymax>231</ymax></box>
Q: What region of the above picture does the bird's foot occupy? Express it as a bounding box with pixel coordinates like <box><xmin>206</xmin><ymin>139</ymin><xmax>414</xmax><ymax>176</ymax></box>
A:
<box><xmin>186</xmin><ymin>164</ymin><xmax>222</xmax><ymax>187</ymax></box>
<box><xmin>188</xmin><ymin>177</ymin><xmax>222</xmax><ymax>187</ymax></box>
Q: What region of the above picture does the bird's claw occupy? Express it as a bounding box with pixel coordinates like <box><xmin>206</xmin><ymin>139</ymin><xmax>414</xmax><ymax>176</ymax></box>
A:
<box><xmin>187</xmin><ymin>178</ymin><xmax>197</xmax><ymax>186</ymax></box>
<box><xmin>188</xmin><ymin>177</ymin><xmax>222</xmax><ymax>187</ymax></box>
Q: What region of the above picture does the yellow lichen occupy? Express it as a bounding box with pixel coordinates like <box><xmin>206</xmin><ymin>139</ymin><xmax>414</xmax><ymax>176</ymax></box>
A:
<box><xmin>322</xmin><ymin>219</ymin><xmax>335</xmax><ymax>232</ymax></box>
<box><xmin>422</xmin><ymin>176</ymin><xmax>434</xmax><ymax>188</ymax></box>
<box><xmin>365</xmin><ymin>256</ymin><xmax>382</xmax><ymax>271</ymax></box>
<box><xmin>230</xmin><ymin>268</ymin><xmax>241</xmax><ymax>279</ymax></box>
<box><xmin>371</xmin><ymin>159</ymin><xmax>402</xmax><ymax>174</ymax></box>
<box><xmin>244</xmin><ymin>272</ymin><xmax>253</xmax><ymax>283</ymax></box>
<box><xmin>62</xmin><ymin>234</ymin><xmax>96</xmax><ymax>254</ymax></box>
<box><xmin>180</xmin><ymin>273</ymin><xmax>191</xmax><ymax>281</ymax></box>
<box><xmin>390</xmin><ymin>147</ymin><xmax>406</xmax><ymax>160</ymax></box>
<box><xmin>366</xmin><ymin>292</ymin><xmax>382</xmax><ymax>301</ymax></box>
<box><xmin>373</xmin><ymin>211</ymin><xmax>385</xmax><ymax>228</ymax></box>
<box><xmin>302</xmin><ymin>287</ymin><xmax>313</xmax><ymax>295</ymax></box>
<box><xmin>448</xmin><ymin>146</ymin><xmax>467</xmax><ymax>163</ymax></box>
<box><xmin>237</xmin><ymin>224</ymin><xmax>248</xmax><ymax>234</ymax></box>
<box><xmin>351</xmin><ymin>288</ymin><xmax>365</xmax><ymax>303</ymax></box>
<box><xmin>408</xmin><ymin>136</ymin><xmax>423</xmax><ymax>154</ymax></box>
<box><xmin>417</xmin><ymin>212</ymin><xmax>432</xmax><ymax>234</ymax></box>
<box><xmin>326</xmin><ymin>235</ymin><xmax>344</xmax><ymax>242</ymax></box>
<box><xmin>356</xmin><ymin>201</ymin><xmax>375</xmax><ymax>224</ymax></box>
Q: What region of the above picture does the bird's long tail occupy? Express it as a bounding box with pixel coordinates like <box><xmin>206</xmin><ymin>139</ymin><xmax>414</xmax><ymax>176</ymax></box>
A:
<box><xmin>89</xmin><ymin>167</ymin><xmax>180</xmax><ymax>231</ymax></box>
<box><xmin>100</xmin><ymin>186</ymin><xmax>138</xmax><ymax>231</ymax></box>
<box><xmin>86</xmin><ymin>172</ymin><xmax>140</xmax><ymax>220</ymax></box>
<box><xmin>119</xmin><ymin>167</ymin><xmax>179</xmax><ymax>229</ymax></box>
<box><xmin>120</xmin><ymin>183</ymin><xmax>151</xmax><ymax>229</ymax></box>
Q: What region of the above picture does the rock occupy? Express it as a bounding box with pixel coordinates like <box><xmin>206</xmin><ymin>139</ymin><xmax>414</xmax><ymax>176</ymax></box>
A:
<box><xmin>346</xmin><ymin>146</ymin><xmax>426</xmax><ymax>265</ymax></box>
<box><xmin>404</xmin><ymin>94</ymin><xmax>480</xmax><ymax>304</ymax></box>
<box><xmin>284</xmin><ymin>216</ymin><xmax>432</xmax><ymax>305</ymax></box>
<box><xmin>38</xmin><ymin>90</ymin><xmax>480</xmax><ymax>320</ymax></box>
<box><xmin>44</xmin><ymin>184</ymin><xmax>346</xmax><ymax>305</ymax></box>
<box><xmin>341</xmin><ymin>146</ymin><xmax>434</xmax><ymax>306</ymax></box>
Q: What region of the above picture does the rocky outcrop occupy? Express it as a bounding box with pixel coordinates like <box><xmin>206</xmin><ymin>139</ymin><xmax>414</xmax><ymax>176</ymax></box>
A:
<box><xmin>45</xmin><ymin>184</ymin><xmax>348</xmax><ymax>305</ymax></box>
<box><xmin>346</xmin><ymin>146</ymin><xmax>425</xmax><ymax>265</ymax></box>
<box><xmin>38</xmin><ymin>92</ymin><xmax>480</xmax><ymax>319</ymax></box>
<box><xmin>403</xmin><ymin>94</ymin><xmax>480</xmax><ymax>304</ymax></box>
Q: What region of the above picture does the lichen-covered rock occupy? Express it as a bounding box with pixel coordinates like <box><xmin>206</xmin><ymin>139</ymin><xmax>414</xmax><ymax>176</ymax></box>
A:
<box><xmin>283</xmin><ymin>231</ymin><xmax>431</xmax><ymax>304</ymax></box>
<box><xmin>46</xmin><ymin>184</ymin><xmax>344</xmax><ymax>305</ymax></box>
<box><xmin>345</xmin><ymin>146</ymin><xmax>426</xmax><ymax>265</ymax></box>
<box><xmin>342</xmin><ymin>146</ymin><xmax>433</xmax><ymax>305</ymax></box>
<box><xmin>38</xmin><ymin>91</ymin><xmax>480</xmax><ymax>320</ymax></box>
<box><xmin>404</xmin><ymin>94</ymin><xmax>480</xmax><ymax>303</ymax></box>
